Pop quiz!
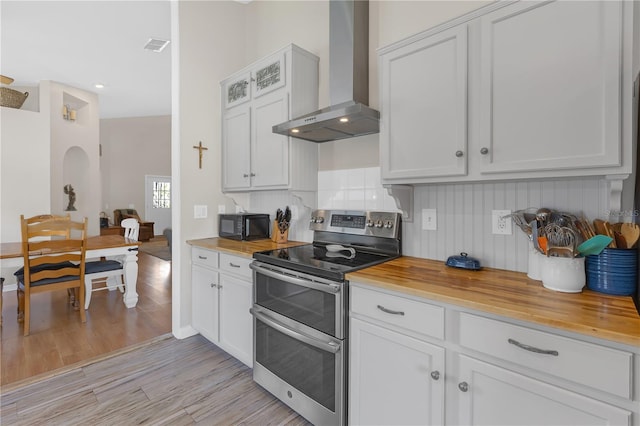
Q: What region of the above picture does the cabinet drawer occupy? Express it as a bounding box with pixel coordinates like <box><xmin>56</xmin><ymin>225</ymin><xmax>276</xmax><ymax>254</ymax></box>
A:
<box><xmin>458</xmin><ymin>313</ymin><xmax>633</xmax><ymax>399</ymax></box>
<box><xmin>192</xmin><ymin>247</ymin><xmax>219</xmax><ymax>269</ymax></box>
<box><xmin>220</xmin><ymin>253</ymin><xmax>253</xmax><ymax>280</ymax></box>
<box><xmin>351</xmin><ymin>285</ymin><xmax>444</xmax><ymax>340</ymax></box>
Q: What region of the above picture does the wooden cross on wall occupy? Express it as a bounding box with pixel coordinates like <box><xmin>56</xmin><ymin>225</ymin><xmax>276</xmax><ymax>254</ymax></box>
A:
<box><xmin>193</xmin><ymin>141</ymin><xmax>208</xmax><ymax>169</ymax></box>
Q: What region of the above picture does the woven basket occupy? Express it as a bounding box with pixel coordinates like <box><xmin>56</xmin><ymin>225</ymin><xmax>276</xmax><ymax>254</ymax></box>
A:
<box><xmin>0</xmin><ymin>87</ymin><xmax>29</xmax><ymax>109</ymax></box>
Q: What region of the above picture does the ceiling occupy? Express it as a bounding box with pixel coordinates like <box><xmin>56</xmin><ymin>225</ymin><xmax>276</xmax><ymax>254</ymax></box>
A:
<box><xmin>1</xmin><ymin>1</ymin><xmax>171</xmax><ymax>119</ymax></box>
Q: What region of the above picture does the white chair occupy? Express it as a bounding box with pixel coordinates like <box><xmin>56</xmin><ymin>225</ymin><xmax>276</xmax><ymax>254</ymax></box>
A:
<box><xmin>84</xmin><ymin>218</ymin><xmax>140</xmax><ymax>309</ymax></box>
<box><xmin>121</xmin><ymin>218</ymin><xmax>139</xmax><ymax>240</ymax></box>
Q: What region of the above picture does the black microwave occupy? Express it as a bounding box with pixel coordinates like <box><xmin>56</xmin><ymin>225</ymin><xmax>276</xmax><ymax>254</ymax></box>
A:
<box><xmin>219</xmin><ymin>213</ymin><xmax>270</xmax><ymax>241</ymax></box>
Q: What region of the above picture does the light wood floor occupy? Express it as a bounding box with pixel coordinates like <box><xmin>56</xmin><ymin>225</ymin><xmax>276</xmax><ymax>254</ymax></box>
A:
<box><xmin>1</xmin><ymin>334</ymin><xmax>311</xmax><ymax>425</ymax></box>
<box><xmin>1</xmin><ymin>239</ymin><xmax>172</xmax><ymax>386</ymax></box>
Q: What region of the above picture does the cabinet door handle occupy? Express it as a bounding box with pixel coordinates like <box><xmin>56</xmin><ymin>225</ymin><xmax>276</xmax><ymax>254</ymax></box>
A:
<box><xmin>198</xmin><ymin>255</ymin><xmax>207</xmax><ymax>260</ymax></box>
<box><xmin>458</xmin><ymin>382</ymin><xmax>469</xmax><ymax>392</ymax></box>
<box><xmin>455</xmin><ymin>150</ymin><xmax>464</xmax><ymax>158</ymax></box>
<box><xmin>210</xmin><ymin>283</ymin><xmax>216</xmax><ymax>288</ymax></box>
<box><xmin>376</xmin><ymin>305</ymin><xmax>405</xmax><ymax>316</ymax></box>
<box><xmin>243</xmin><ymin>174</ymin><xmax>249</xmax><ymax>178</ymax></box>
<box><xmin>508</xmin><ymin>338</ymin><xmax>559</xmax><ymax>356</ymax></box>
<box><xmin>480</xmin><ymin>147</ymin><xmax>489</xmax><ymax>155</ymax></box>
<box><xmin>229</xmin><ymin>263</ymin><xmax>241</xmax><ymax>268</ymax></box>
<box><xmin>250</xmin><ymin>173</ymin><xmax>256</xmax><ymax>177</ymax></box>
<box><xmin>430</xmin><ymin>371</ymin><xmax>440</xmax><ymax>380</ymax></box>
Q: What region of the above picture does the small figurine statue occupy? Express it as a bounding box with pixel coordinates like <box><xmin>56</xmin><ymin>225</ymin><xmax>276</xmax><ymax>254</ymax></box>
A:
<box><xmin>64</xmin><ymin>184</ymin><xmax>76</xmax><ymax>211</ymax></box>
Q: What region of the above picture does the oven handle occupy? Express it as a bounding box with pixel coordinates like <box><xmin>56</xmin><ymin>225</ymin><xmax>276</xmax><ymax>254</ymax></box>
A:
<box><xmin>250</xmin><ymin>262</ymin><xmax>341</xmax><ymax>294</ymax></box>
<box><xmin>250</xmin><ymin>307</ymin><xmax>341</xmax><ymax>354</ymax></box>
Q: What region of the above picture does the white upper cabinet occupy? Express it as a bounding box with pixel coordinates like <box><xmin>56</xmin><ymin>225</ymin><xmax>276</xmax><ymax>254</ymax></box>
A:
<box><xmin>221</xmin><ymin>44</ymin><xmax>319</xmax><ymax>192</ymax></box>
<box><xmin>380</xmin><ymin>0</ymin><xmax>636</xmax><ymax>185</ymax></box>
<box><xmin>477</xmin><ymin>0</ymin><xmax>623</xmax><ymax>175</ymax></box>
<box><xmin>380</xmin><ymin>25</ymin><xmax>468</xmax><ymax>180</ymax></box>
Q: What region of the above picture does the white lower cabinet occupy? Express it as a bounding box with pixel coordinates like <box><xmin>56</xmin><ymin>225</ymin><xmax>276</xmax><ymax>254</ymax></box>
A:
<box><xmin>191</xmin><ymin>264</ymin><xmax>219</xmax><ymax>342</ymax></box>
<box><xmin>350</xmin><ymin>317</ymin><xmax>444</xmax><ymax>426</ymax></box>
<box><xmin>350</xmin><ymin>285</ymin><xmax>445</xmax><ymax>426</ymax></box>
<box><xmin>349</xmin><ymin>283</ymin><xmax>637</xmax><ymax>426</ymax></box>
<box><xmin>218</xmin><ymin>273</ymin><xmax>253</xmax><ymax>367</ymax></box>
<box><xmin>454</xmin><ymin>355</ymin><xmax>632</xmax><ymax>426</ymax></box>
<box><xmin>191</xmin><ymin>248</ymin><xmax>253</xmax><ymax>367</ymax></box>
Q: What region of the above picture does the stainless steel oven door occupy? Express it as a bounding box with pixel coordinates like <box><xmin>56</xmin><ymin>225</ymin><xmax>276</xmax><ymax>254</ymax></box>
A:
<box><xmin>251</xmin><ymin>306</ymin><xmax>345</xmax><ymax>426</ymax></box>
<box><xmin>250</xmin><ymin>261</ymin><xmax>344</xmax><ymax>338</ymax></box>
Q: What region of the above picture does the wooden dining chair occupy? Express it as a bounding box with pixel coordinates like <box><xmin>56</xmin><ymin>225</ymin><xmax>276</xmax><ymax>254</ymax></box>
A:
<box><xmin>16</xmin><ymin>214</ymin><xmax>88</xmax><ymax>336</ymax></box>
<box><xmin>83</xmin><ymin>218</ymin><xmax>139</xmax><ymax>309</ymax></box>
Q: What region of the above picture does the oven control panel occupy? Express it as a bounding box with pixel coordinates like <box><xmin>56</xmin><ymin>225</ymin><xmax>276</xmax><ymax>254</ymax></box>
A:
<box><xmin>310</xmin><ymin>210</ymin><xmax>401</xmax><ymax>239</ymax></box>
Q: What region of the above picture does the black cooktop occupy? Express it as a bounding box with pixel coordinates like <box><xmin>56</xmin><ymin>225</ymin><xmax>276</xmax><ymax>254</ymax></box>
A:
<box><xmin>253</xmin><ymin>243</ymin><xmax>397</xmax><ymax>281</ymax></box>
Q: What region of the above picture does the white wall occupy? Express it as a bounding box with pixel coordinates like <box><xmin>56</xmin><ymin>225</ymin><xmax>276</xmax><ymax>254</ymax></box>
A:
<box><xmin>176</xmin><ymin>0</ymin><xmax>247</xmax><ymax>332</ymax></box>
<box><xmin>100</xmin><ymin>115</ymin><xmax>171</xmax><ymax>223</ymax></box>
<box><xmin>48</xmin><ymin>81</ymin><xmax>101</xmax><ymax>236</ymax></box>
<box><xmin>0</xmin><ymin>103</ymin><xmax>50</xmax><ymax>243</ymax></box>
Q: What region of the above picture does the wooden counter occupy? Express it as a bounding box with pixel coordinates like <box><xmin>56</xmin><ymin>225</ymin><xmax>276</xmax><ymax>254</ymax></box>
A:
<box><xmin>185</xmin><ymin>239</ymin><xmax>639</xmax><ymax>347</ymax></box>
<box><xmin>346</xmin><ymin>256</ymin><xmax>640</xmax><ymax>347</ymax></box>
<box><xmin>186</xmin><ymin>237</ymin><xmax>308</xmax><ymax>258</ymax></box>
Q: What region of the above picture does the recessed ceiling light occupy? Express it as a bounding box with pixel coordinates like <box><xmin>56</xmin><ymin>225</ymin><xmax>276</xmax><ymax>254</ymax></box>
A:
<box><xmin>95</xmin><ymin>83</ymin><xmax>105</xmax><ymax>89</ymax></box>
<box><xmin>144</xmin><ymin>38</ymin><xmax>170</xmax><ymax>53</ymax></box>
<box><xmin>339</xmin><ymin>117</ymin><xmax>349</xmax><ymax>123</ymax></box>
<box><xmin>291</xmin><ymin>129</ymin><xmax>300</xmax><ymax>133</ymax></box>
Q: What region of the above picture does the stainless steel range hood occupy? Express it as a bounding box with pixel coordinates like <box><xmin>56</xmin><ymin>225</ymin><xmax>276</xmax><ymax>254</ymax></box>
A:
<box><xmin>273</xmin><ymin>0</ymin><xmax>379</xmax><ymax>143</ymax></box>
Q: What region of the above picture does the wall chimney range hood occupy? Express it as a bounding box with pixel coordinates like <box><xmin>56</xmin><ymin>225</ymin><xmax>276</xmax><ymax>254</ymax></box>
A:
<box><xmin>273</xmin><ymin>0</ymin><xmax>379</xmax><ymax>143</ymax></box>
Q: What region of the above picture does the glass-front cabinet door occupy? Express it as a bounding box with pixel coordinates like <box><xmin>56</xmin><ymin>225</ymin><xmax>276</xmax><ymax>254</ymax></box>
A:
<box><xmin>224</xmin><ymin>72</ymin><xmax>251</xmax><ymax>109</ymax></box>
<box><xmin>252</xmin><ymin>53</ymin><xmax>285</xmax><ymax>98</ymax></box>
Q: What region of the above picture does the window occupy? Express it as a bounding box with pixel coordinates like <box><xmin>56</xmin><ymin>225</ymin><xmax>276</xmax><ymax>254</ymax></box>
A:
<box><xmin>152</xmin><ymin>181</ymin><xmax>170</xmax><ymax>209</ymax></box>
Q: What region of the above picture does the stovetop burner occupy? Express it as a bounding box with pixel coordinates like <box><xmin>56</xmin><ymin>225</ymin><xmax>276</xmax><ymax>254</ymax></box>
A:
<box><xmin>253</xmin><ymin>209</ymin><xmax>402</xmax><ymax>281</ymax></box>
<box><xmin>253</xmin><ymin>243</ymin><xmax>397</xmax><ymax>281</ymax></box>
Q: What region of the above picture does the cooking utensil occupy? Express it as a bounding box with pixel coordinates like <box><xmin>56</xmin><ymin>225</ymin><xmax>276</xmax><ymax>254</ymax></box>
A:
<box><xmin>577</xmin><ymin>235</ymin><xmax>613</xmax><ymax>256</ymax></box>
<box><xmin>535</xmin><ymin>208</ymin><xmax>551</xmax><ymax>227</ymax></box>
<box><xmin>531</xmin><ymin>220</ymin><xmax>544</xmax><ymax>254</ymax></box>
<box><xmin>506</xmin><ymin>209</ymin><xmax>536</xmax><ymax>239</ymax></box>
<box><xmin>545</xmin><ymin>224</ymin><xmax>576</xmax><ymax>257</ymax></box>
<box><xmin>620</xmin><ymin>223</ymin><xmax>640</xmax><ymax>248</ymax></box>
<box><xmin>278</xmin><ymin>206</ymin><xmax>291</xmax><ymax>233</ymax></box>
<box><xmin>614</xmin><ymin>232</ymin><xmax>627</xmax><ymax>249</ymax></box>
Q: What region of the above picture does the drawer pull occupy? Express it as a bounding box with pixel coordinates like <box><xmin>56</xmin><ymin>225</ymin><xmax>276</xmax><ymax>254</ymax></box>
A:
<box><xmin>198</xmin><ymin>255</ymin><xmax>207</xmax><ymax>260</ymax></box>
<box><xmin>376</xmin><ymin>305</ymin><xmax>405</xmax><ymax>316</ymax></box>
<box><xmin>229</xmin><ymin>263</ymin><xmax>241</xmax><ymax>268</ymax></box>
<box><xmin>458</xmin><ymin>382</ymin><xmax>469</xmax><ymax>392</ymax></box>
<box><xmin>430</xmin><ymin>371</ymin><xmax>440</xmax><ymax>380</ymax></box>
<box><xmin>508</xmin><ymin>338</ymin><xmax>559</xmax><ymax>356</ymax></box>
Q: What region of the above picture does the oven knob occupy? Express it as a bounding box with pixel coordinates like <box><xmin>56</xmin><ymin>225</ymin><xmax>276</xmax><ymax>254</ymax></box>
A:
<box><xmin>375</xmin><ymin>220</ymin><xmax>383</xmax><ymax>228</ymax></box>
<box><xmin>366</xmin><ymin>220</ymin><xmax>374</xmax><ymax>227</ymax></box>
<box><xmin>315</xmin><ymin>217</ymin><xmax>324</xmax><ymax>224</ymax></box>
<box><xmin>310</xmin><ymin>216</ymin><xmax>316</xmax><ymax>223</ymax></box>
<box><xmin>384</xmin><ymin>221</ymin><xmax>394</xmax><ymax>229</ymax></box>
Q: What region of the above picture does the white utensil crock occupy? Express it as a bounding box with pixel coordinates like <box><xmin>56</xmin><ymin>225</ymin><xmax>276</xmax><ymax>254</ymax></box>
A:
<box><xmin>541</xmin><ymin>256</ymin><xmax>586</xmax><ymax>293</ymax></box>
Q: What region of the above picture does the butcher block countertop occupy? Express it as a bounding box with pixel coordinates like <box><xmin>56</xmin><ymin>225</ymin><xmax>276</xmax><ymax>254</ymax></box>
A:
<box><xmin>186</xmin><ymin>238</ymin><xmax>639</xmax><ymax>347</ymax></box>
<box><xmin>187</xmin><ymin>237</ymin><xmax>308</xmax><ymax>258</ymax></box>
<box><xmin>346</xmin><ymin>256</ymin><xmax>640</xmax><ymax>348</ymax></box>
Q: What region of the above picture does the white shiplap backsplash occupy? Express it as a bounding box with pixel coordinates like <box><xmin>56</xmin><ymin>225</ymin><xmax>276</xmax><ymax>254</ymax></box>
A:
<box><xmin>248</xmin><ymin>167</ymin><xmax>609</xmax><ymax>273</ymax></box>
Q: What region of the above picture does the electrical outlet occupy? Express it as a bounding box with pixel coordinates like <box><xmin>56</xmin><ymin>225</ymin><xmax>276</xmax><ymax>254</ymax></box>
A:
<box><xmin>492</xmin><ymin>210</ymin><xmax>512</xmax><ymax>235</ymax></box>
<box><xmin>218</xmin><ymin>204</ymin><xmax>226</xmax><ymax>214</ymax></box>
<box><xmin>194</xmin><ymin>205</ymin><xmax>208</xmax><ymax>219</ymax></box>
<box><xmin>422</xmin><ymin>209</ymin><xmax>437</xmax><ymax>231</ymax></box>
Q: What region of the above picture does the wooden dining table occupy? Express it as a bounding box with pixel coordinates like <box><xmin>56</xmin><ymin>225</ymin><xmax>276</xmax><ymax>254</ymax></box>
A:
<box><xmin>0</xmin><ymin>235</ymin><xmax>141</xmax><ymax>308</ymax></box>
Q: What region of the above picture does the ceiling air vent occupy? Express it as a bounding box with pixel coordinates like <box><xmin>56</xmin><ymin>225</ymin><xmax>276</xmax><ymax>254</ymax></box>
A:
<box><xmin>144</xmin><ymin>38</ymin><xmax>170</xmax><ymax>53</ymax></box>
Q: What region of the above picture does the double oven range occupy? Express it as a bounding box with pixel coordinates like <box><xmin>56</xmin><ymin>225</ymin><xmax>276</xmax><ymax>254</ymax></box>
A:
<box><xmin>250</xmin><ymin>209</ymin><xmax>401</xmax><ymax>425</ymax></box>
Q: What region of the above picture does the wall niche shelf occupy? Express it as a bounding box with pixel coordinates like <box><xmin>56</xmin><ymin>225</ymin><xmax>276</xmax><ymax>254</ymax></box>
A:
<box><xmin>62</xmin><ymin>91</ymin><xmax>88</xmax><ymax>122</ymax></box>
